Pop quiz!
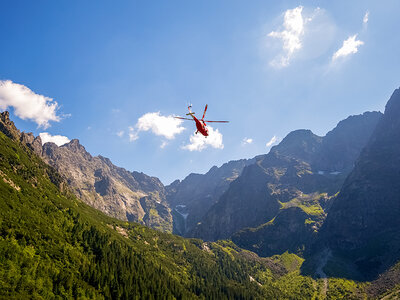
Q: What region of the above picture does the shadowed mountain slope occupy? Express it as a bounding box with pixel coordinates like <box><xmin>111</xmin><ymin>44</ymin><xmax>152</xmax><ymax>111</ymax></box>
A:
<box><xmin>191</xmin><ymin>111</ymin><xmax>382</xmax><ymax>255</ymax></box>
<box><xmin>166</xmin><ymin>158</ymin><xmax>255</xmax><ymax>235</ymax></box>
<box><xmin>316</xmin><ymin>88</ymin><xmax>400</xmax><ymax>280</ymax></box>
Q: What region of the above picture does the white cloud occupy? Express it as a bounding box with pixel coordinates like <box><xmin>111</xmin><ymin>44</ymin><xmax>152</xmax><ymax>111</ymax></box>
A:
<box><xmin>266</xmin><ymin>135</ymin><xmax>279</xmax><ymax>147</ymax></box>
<box><xmin>0</xmin><ymin>80</ymin><xmax>62</xmax><ymax>129</ymax></box>
<box><xmin>39</xmin><ymin>132</ymin><xmax>70</xmax><ymax>146</ymax></box>
<box><xmin>363</xmin><ymin>11</ymin><xmax>369</xmax><ymax>24</ymax></box>
<box><xmin>268</xmin><ymin>6</ymin><xmax>305</xmax><ymax>67</ymax></box>
<box><xmin>160</xmin><ymin>141</ymin><xmax>168</xmax><ymax>149</ymax></box>
<box><xmin>128</xmin><ymin>126</ymin><xmax>139</xmax><ymax>141</ymax></box>
<box><xmin>182</xmin><ymin>126</ymin><xmax>223</xmax><ymax>151</ymax></box>
<box><xmin>242</xmin><ymin>138</ymin><xmax>253</xmax><ymax>145</ymax></box>
<box><xmin>132</xmin><ymin>112</ymin><xmax>185</xmax><ymax>140</ymax></box>
<box><xmin>266</xmin><ymin>7</ymin><xmax>335</xmax><ymax>67</ymax></box>
<box><xmin>116</xmin><ymin>130</ymin><xmax>124</xmax><ymax>137</ymax></box>
<box><xmin>332</xmin><ymin>34</ymin><xmax>364</xmax><ymax>62</ymax></box>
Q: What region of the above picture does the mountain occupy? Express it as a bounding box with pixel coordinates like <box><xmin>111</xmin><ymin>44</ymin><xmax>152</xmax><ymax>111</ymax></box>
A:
<box><xmin>166</xmin><ymin>158</ymin><xmax>255</xmax><ymax>235</ymax></box>
<box><xmin>2</xmin><ymin>106</ymin><xmax>400</xmax><ymax>298</ymax></box>
<box><xmin>1</xmin><ymin>109</ymin><xmax>374</xmax><ymax>299</ymax></box>
<box><xmin>190</xmin><ymin>111</ymin><xmax>382</xmax><ymax>255</ymax></box>
<box><xmin>0</xmin><ymin>112</ymin><xmax>172</xmax><ymax>232</ymax></box>
<box><xmin>316</xmin><ymin>88</ymin><xmax>400</xmax><ymax>280</ymax></box>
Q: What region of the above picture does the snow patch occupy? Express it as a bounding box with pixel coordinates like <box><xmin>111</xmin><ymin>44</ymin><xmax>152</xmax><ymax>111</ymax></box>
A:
<box><xmin>330</xmin><ymin>171</ymin><xmax>341</xmax><ymax>175</ymax></box>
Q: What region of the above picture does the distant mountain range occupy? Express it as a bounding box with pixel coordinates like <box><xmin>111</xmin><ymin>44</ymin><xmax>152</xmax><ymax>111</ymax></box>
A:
<box><xmin>0</xmin><ymin>99</ymin><xmax>385</xmax><ymax>250</ymax></box>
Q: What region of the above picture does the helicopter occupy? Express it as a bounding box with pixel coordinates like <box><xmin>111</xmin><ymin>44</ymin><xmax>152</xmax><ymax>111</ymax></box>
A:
<box><xmin>174</xmin><ymin>104</ymin><xmax>229</xmax><ymax>137</ymax></box>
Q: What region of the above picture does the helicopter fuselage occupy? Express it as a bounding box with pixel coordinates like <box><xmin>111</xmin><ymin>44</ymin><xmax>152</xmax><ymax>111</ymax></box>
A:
<box><xmin>191</xmin><ymin>115</ymin><xmax>209</xmax><ymax>136</ymax></box>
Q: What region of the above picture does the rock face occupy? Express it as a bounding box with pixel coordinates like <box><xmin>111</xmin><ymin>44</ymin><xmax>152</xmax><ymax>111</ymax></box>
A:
<box><xmin>319</xmin><ymin>88</ymin><xmax>400</xmax><ymax>280</ymax></box>
<box><xmin>39</xmin><ymin>140</ymin><xmax>172</xmax><ymax>232</ymax></box>
<box><xmin>166</xmin><ymin>158</ymin><xmax>255</xmax><ymax>235</ymax></box>
<box><xmin>315</xmin><ymin>111</ymin><xmax>383</xmax><ymax>172</ymax></box>
<box><xmin>190</xmin><ymin>111</ymin><xmax>382</xmax><ymax>251</ymax></box>
<box><xmin>0</xmin><ymin>111</ymin><xmax>44</xmax><ymax>154</ymax></box>
<box><xmin>0</xmin><ymin>111</ymin><xmax>172</xmax><ymax>232</ymax></box>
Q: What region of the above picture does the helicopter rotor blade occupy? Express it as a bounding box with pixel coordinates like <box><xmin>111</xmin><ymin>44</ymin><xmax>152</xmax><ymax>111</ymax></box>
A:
<box><xmin>202</xmin><ymin>104</ymin><xmax>208</xmax><ymax>120</ymax></box>
<box><xmin>204</xmin><ymin>120</ymin><xmax>229</xmax><ymax>123</ymax></box>
<box><xmin>174</xmin><ymin>117</ymin><xmax>194</xmax><ymax>121</ymax></box>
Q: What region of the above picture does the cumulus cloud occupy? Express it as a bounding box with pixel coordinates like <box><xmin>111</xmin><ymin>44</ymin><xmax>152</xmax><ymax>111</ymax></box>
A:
<box><xmin>182</xmin><ymin>126</ymin><xmax>223</xmax><ymax>151</ymax></box>
<box><xmin>134</xmin><ymin>112</ymin><xmax>185</xmax><ymax>140</ymax></box>
<box><xmin>242</xmin><ymin>138</ymin><xmax>253</xmax><ymax>145</ymax></box>
<box><xmin>363</xmin><ymin>11</ymin><xmax>369</xmax><ymax>24</ymax></box>
<box><xmin>39</xmin><ymin>132</ymin><xmax>70</xmax><ymax>146</ymax></box>
<box><xmin>266</xmin><ymin>135</ymin><xmax>279</xmax><ymax>147</ymax></box>
<box><xmin>0</xmin><ymin>80</ymin><xmax>62</xmax><ymax>128</ymax></box>
<box><xmin>116</xmin><ymin>130</ymin><xmax>124</xmax><ymax>137</ymax></box>
<box><xmin>332</xmin><ymin>34</ymin><xmax>364</xmax><ymax>62</ymax></box>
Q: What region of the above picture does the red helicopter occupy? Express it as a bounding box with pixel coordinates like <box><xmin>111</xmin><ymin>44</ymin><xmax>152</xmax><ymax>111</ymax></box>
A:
<box><xmin>174</xmin><ymin>104</ymin><xmax>229</xmax><ymax>137</ymax></box>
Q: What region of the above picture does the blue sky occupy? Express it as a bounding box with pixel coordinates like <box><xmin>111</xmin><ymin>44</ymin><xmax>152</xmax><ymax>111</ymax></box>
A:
<box><xmin>1</xmin><ymin>0</ymin><xmax>399</xmax><ymax>184</ymax></box>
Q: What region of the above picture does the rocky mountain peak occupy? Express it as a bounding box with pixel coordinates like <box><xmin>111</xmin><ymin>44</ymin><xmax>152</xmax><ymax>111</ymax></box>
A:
<box><xmin>0</xmin><ymin>111</ymin><xmax>21</xmax><ymax>140</ymax></box>
<box><xmin>384</xmin><ymin>87</ymin><xmax>400</xmax><ymax>115</ymax></box>
<box><xmin>97</xmin><ymin>155</ymin><xmax>113</xmax><ymax>165</ymax></box>
<box><xmin>207</xmin><ymin>165</ymin><xmax>219</xmax><ymax>174</ymax></box>
<box><xmin>315</xmin><ymin>111</ymin><xmax>382</xmax><ymax>172</ymax></box>
<box><xmin>20</xmin><ymin>132</ymin><xmax>43</xmax><ymax>154</ymax></box>
<box><xmin>0</xmin><ymin>111</ymin><xmax>10</xmax><ymax>122</ymax></box>
<box><xmin>63</xmin><ymin>138</ymin><xmax>84</xmax><ymax>150</ymax></box>
<box><xmin>61</xmin><ymin>139</ymin><xmax>93</xmax><ymax>161</ymax></box>
<box><xmin>271</xmin><ymin>129</ymin><xmax>322</xmax><ymax>162</ymax></box>
<box><xmin>0</xmin><ymin>111</ymin><xmax>44</xmax><ymax>154</ymax></box>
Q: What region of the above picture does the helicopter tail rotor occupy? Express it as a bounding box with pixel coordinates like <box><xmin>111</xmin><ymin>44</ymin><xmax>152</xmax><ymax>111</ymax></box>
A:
<box><xmin>186</xmin><ymin>102</ymin><xmax>195</xmax><ymax>116</ymax></box>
